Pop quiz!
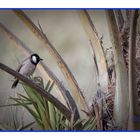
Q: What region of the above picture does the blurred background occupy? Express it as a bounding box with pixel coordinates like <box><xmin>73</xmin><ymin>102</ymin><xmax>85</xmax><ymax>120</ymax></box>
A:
<box><xmin>0</xmin><ymin>10</ymin><xmax>111</xmax><ymax>128</ymax></box>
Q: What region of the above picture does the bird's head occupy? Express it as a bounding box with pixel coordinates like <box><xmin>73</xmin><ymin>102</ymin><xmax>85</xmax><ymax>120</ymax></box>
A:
<box><xmin>30</xmin><ymin>53</ymin><xmax>43</xmax><ymax>65</ymax></box>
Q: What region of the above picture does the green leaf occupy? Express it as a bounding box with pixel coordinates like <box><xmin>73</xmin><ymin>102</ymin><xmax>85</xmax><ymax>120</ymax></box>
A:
<box><xmin>83</xmin><ymin>117</ymin><xmax>96</xmax><ymax>130</ymax></box>
<box><xmin>48</xmin><ymin>101</ymin><xmax>56</xmax><ymax>129</ymax></box>
<box><xmin>0</xmin><ymin>102</ymin><xmax>32</xmax><ymax>107</ymax></box>
<box><xmin>17</xmin><ymin>93</ymin><xmax>32</xmax><ymax>101</ymax></box>
<box><xmin>48</xmin><ymin>81</ymin><xmax>55</xmax><ymax>93</ymax></box>
<box><xmin>22</xmin><ymin>85</ymin><xmax>43</xmax><ymax>105</ymax></box>
<box><xmin>23</xmin><ymin>83</ymin><xmax>54</xmax><ymax>130</ymax></box>
<box><xmin>45</xmin><ymin>80</ymin><xmax>51</xmax><ymax>91</ymax></box>
<box><xmin>10</xmin><ymin>96</ymin><xmax>42</xmax><ymax>127</ymax></box>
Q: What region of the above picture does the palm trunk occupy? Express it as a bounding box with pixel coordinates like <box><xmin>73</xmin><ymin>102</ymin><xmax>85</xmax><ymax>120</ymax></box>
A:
<box><xmin>128</xmin><ymin>10</ymin><xmax>140</xmax><ymax>130</ymax></box>
<box><xmin>106</xmin><ymin>10</ymin><xmax>129</xmax><ymax>129</ymax></box>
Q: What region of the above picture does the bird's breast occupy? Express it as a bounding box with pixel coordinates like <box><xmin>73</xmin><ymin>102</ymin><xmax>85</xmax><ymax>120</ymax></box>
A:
<box><xmin>19</xmin><ymin>62</ymin><xmax>36</xmax><ymax>76</ymax></box>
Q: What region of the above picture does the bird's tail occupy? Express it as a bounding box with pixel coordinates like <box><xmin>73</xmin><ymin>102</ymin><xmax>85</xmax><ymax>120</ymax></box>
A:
<box><xmin>11</xmin><ymin>79</ymin><xmax>19</xmax><ymax>88</ymax></box>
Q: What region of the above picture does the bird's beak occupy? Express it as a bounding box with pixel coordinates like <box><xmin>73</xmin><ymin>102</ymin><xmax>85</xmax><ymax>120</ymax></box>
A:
<box><xmin>40</xmin><ymin>58</ymin><xmax>43</xmax><ymax>61</ymax></box>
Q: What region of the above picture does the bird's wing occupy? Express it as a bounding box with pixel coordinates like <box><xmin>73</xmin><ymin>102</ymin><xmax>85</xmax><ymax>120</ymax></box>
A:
<box><xmin>16</xmin><ymin>64</ymin><xmax>23</xmax><ymax>72</ymax></box>
<box><xmin>14</xmin><ymin>64</ymin><xmax>23</xmax><ymax>79</ymax></box>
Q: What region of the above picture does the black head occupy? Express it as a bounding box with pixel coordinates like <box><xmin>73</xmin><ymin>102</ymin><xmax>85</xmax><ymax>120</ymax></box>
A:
<box><xmin>30</xmin><ymin>53</ymin><xmax>43</xmax><ymax>65</ymax></box>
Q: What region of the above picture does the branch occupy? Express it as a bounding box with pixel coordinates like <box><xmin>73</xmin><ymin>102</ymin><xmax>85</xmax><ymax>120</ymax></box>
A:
<box><xmin>0</xmin><ymin>63</ymin><xmax>71</xmax><ymax>121</ymax></box>
<box><xmin>13</xmin><ymin>10</ymin><xmax>89</xmax><ymax>116</ymax></box>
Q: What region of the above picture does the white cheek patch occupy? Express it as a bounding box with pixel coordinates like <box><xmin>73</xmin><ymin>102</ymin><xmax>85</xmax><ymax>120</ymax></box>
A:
<box><xmin>32</xmin><ymin>56</ymin><xmax>37</xmax><ymax>63</ymax></box>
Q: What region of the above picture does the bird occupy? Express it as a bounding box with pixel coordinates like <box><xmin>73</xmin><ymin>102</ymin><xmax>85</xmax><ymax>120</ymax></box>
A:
<box><xmin>11</xmin><ymin>53</ymin><xmax>43</xmax><ymax>88</ymax></box>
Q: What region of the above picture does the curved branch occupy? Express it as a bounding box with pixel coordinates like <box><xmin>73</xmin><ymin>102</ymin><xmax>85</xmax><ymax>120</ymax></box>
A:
<box><xmin>0</xmin><ymin>22</ymin><xmax>77</xmax><ymax>113</ymax></box>
<box><xmin>13</xmin><ymin>10</ymin><xmax>89</xmax><ymax>116</ymax></box>
<box><xmin>0</xmin><ymin>63</ymin><xmax>71</xmax><ymax>121</ymax></box>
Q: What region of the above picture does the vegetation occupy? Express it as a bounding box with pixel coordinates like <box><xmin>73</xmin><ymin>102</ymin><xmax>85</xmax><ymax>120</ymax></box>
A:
<box><xmin>0</xmin><ymin>10</ymin><xmax>140</xmax><ymax>130</ymax></box>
